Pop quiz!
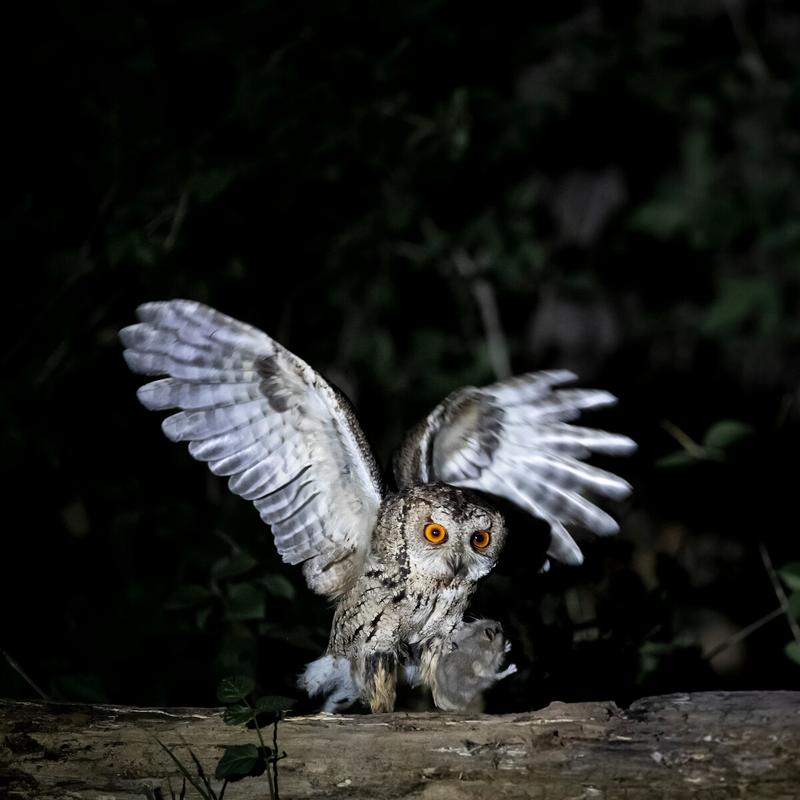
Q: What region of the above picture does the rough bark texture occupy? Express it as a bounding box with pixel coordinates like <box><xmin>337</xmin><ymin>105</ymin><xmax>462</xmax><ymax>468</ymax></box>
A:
<box><xmin>1</xmin><ymin>692</ymin><xmax>799</xmax><ymax>799</ymax></box>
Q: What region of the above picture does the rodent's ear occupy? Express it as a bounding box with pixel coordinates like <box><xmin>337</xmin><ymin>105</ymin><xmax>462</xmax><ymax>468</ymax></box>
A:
<box><xmin>484</xmin><ymin>624</ymin><xmax>500</xmax><ymax>641</ymax></box>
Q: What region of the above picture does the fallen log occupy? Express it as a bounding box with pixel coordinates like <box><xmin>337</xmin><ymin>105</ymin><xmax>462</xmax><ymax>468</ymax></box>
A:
<box><xmin>1</xmin><ymin>692</ymin><xmax>799</xmax><ymax>799</ymax></box>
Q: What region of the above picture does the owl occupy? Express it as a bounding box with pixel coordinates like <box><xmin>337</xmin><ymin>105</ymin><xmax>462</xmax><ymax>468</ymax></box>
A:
<box><xmin>120</xmin><ymin>300</ymin><xmax>635</xmax><ymax>712</ymax></box>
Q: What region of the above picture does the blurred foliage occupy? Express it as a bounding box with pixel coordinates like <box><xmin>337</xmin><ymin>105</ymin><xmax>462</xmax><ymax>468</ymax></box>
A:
<box><xmin>3</xmin><ymin>0</ymin><xmax>800</xmax><ymax>710</ymax></box>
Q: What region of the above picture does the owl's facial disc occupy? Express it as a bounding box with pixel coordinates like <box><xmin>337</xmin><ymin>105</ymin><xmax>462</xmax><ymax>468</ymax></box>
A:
<box><xmin>377</xmin><ymin>483</ymin><xmax>506</xmax><ymax>584</ymax></box>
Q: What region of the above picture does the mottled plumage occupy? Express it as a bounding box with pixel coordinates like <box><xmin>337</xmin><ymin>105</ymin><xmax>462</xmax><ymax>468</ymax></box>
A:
<box><xmin>121</xmin><ymin>299</ymin><xmax>635</xmax><ymax>712</ymax></box>
<box><xmin>314</xmin><ymin>484</ymin><xmax>505</xmax><ymax>711</ymax></box>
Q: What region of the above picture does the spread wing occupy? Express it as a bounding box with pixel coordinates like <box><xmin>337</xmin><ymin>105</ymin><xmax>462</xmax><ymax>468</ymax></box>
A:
<box><xmin>393</xmin><ymin>370</ymin><xmax>636</xmax><ymax>565</ymax></box>
<box><xmin>120</xmin><ymin>300</ymin><xmax>384</xmax><ymax>598</ymax></box>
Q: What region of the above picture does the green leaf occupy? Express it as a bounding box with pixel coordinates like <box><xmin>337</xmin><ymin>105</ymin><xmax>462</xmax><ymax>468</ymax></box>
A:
<box><xmin>223</xmin><ymin>704</ymin><xmax>255</xmax><ymax>725</ymax></box>
<box><xmin>785</xmin><ymin>641</ymin><xmax>800</xmax><ymax>666</ymax></box>
<box><xmin>217</xmin><ymin>675</ymin><xmax>255</xmax><ymax>703</ymax></box>
<box><xmin>254</xmin><ymin>695</ymin><xmax>295</xmax><ymax>714</ymax></box>
<box><xmin>212</xmin><ymin>552</ymin><xmax>259</xmax><ymax>580</ymax></box>
<box><xmin>637</xmin><ymin>641</ymin><xmax>675</xmax><ymax>682</ymax></box>
<box><xmin>190</xmin><ymin>167</ymin><xmax>239</xmax><ymax>204</ymax></box>
<box><xmin>655</xmin><ymin>450</ymin><xmax>697</xmax><ymax>468</ymax></box>
<box><xmin>165</xmin><ymin>584</ymin><xmax>215</xmax><ymax>610</ymax></box>
<box><xmin>788</xmin><ymin>592</ymin><xmax>800</xmax><ymax>620</ymax></box>
<box><xmin>629</xmin><ymin>183</ymin><xmax>688</xmax><ymax>239</ymax></box>
<box><xmin>214</xmin><ymin>743</ymin><xmax>261</xmax><ymax>780</ymax></box>
<box><xmin>263</xmin><ymin>574</ymin><xmax>296</xmax><ymax>601</ymax></box>
<box><xmin>702</xmin><ymin>420</ymin><xmax>754</xmax><ymax>450</ymax></box>
<box><xmin>702</xmin><ymin>276</ymin><xmax>781</xmax><ymax>338</ymax></box>
<box><xmin>195</xmin><ymin>605</ymin><xmax>213</xmax><ymax>630</ymax></box>
<box><xmin>779</xmin><ymin>563</ymin><xmax>800</xmax><ymax>593</ymax></box>
<box><xmin>639</xmin><ymin>641</ymin><xmax>676</xmax><ymax>656</ymax></box>
<box><xmin>225</xmin><ymin>582</ymin><xmax>266</xmax><ymax>620</ymax></box>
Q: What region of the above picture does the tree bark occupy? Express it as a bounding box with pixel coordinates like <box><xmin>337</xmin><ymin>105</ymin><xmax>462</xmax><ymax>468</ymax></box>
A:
<box><xmin>1</xmin><ymin>692</ymin><xmax>798</xmax><ymax>799</ymax></box>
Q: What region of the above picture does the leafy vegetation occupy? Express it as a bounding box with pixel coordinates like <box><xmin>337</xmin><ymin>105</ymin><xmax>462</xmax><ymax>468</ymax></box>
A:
<box><xmin>149</xmin><ymin>677</ymin><xmax>292</xmax><ymax>800</ymax></box>
<box><xmin>3</xmin><ymin>0</ymin><xmax>800</xmax><ymax>710</ymax></box>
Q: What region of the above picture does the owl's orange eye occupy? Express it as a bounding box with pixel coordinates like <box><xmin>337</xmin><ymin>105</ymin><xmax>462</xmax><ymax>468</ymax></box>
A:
<box><xmin>423</xmin><ymin>522</ymin><xmax>448</xmax><ymax>544</ymax></box>
<box><xmin>471</xmin><ymin>530</ymin><xmax>491</xmax><ymax>551</ymax></box>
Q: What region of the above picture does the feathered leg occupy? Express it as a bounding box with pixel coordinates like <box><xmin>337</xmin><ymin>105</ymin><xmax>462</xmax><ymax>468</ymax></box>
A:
<box><xmin>363</xmin><ymin>652</ymin><xmax>397</xmax><ymax>713</ymax></box>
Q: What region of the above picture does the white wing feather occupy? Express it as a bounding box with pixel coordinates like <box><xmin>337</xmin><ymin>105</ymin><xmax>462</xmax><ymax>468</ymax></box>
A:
<box><xmin>394</xmin><ymin>370</ymin><xmax>635</xmax><ymax>565</ymax></box>
<box><xmin>120</xmin><ymin>300</ymin><xmax>384</xmax><ymax>597</ymax></box>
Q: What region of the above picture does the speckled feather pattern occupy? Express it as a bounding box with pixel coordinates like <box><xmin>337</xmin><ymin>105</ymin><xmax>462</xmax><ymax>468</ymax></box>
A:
<box><xmin>329</xmin><ymin>485</ymin><xmax>503</xmax><ymax>650</ymax></box>
<box><xmin>121</xmin><ymin>299</ymin><xmax>634</xmax><ymax>712</ymax></box>
<box><xmin>324</xmin><ymin>483</ymin><xmax>506</xmax><ymax>710</ymax></box>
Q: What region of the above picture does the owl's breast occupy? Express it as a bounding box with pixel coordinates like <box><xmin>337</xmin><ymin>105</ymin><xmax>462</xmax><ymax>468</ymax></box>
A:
<box><xmin>401</xmin><ymin>577</ymin><xmax>474</xmax><ymax>645</ymax></box>
<box><xmin>328</xmin><ymin>569</ymin><xmax>474</xmax><ymax>657</ymax></box>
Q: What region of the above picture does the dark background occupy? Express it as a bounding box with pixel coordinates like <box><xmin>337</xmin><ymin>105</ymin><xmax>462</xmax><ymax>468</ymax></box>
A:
<box><xmin>3</xmin><ymin>0</ymin><xmax>800</xmax><ymax>712</ymax></box>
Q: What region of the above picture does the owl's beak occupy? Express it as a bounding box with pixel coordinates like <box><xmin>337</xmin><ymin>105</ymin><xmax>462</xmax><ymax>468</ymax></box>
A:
<box><xmin>447</xmin><ymin>554</ymin><xmax>468</xmax><ymax>580</ymax></box>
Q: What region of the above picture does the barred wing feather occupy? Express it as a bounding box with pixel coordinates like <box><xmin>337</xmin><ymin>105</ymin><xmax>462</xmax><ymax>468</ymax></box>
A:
<box><xmin>120</xmin><ymin>300</ymin><xmax>384</xmax><ymax>597</ymax></box>
<box><xmin>393</xmin><ymin>371</ymin><xmax>635</xmax><ymax>565</ymax></box>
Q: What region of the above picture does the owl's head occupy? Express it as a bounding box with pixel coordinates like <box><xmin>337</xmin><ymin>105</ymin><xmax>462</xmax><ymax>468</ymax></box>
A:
<box><xmin>374</xmin><ymin>483</ymin><xmax>506</xmax><ymax>584</ymax></box>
